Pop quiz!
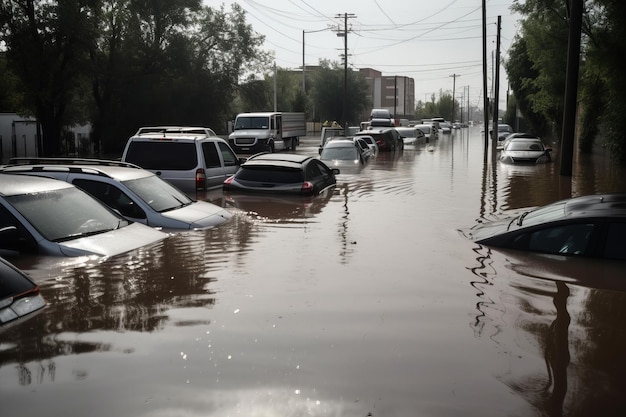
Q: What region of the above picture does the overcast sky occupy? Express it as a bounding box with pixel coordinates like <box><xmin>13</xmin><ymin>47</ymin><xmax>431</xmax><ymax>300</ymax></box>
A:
<box><xmin>209</xmin><ymin>0</ymin><xmax>520</xmax><ymax>109</ymax></box>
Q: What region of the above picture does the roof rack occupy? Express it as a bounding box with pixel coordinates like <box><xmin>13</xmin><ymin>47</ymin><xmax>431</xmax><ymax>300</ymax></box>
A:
<box><xmin>7</xmin><ymin>157</ymin><xmax>141</xmax><ymax>169</ymax></box>
<box><xmin>135</xmin><ymin>126</ymin><xmax>216</xmax><ymax>136</ymax></box>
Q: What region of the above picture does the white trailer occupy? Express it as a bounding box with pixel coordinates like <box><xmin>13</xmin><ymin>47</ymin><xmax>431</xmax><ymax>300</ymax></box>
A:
<box><xmin>0</xmin><ymin>113</ymin><xmax>39</xmax><ymax>164</ymax></box>
<box><xmin>228</xmin><ymin>112</ymin><xmax>306</xmax><ymax>153</ymax></box>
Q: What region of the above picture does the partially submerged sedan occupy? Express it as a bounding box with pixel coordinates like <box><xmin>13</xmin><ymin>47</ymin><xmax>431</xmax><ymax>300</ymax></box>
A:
<box><xmin>466</xmin><ymin>193</ymin><xmax>626</xmax><ymax>260</ymax></box>
<box><xmin>499</xmin><ymin>136</ymin><xmax>552</xmax><ymax>164</ymax></box>
<box><xmin>223</xmin><ymin>153</ymin><xmax>339</xmax><ymax>196</ymax></box>
<box><xmin>0</xmin><ymin>174</ymin><xmax>167</xmax><ymax>257</ymax></box>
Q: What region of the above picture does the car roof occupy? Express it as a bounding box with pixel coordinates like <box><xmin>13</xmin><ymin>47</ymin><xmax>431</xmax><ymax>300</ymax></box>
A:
<box><xmin>130</xmin><ymin>126</ymin><xmax>222</xmax><ymax>142</ymax></box>
<box><xmin>324</xmin><ymin>139</ymin><xmax>357</xmax><ymax>147</ymax></box>
<box><xmin>243</xmin><ymin>153</ymin><xmax>312</xmax><ymax>169</ymax></box>
<box><xmin>2</xmin><ymin>158</ymin><xmax>153</xmax><ymax>181</ymax></box>
<box><xmin>561</xmin><ymin>193</ymin><xmax>626</xmax><ymax>218</ymax></box>
<box><xmin>0</xmin><ymin>173</ymin><xmax>72</xmax><ymax>196</ymax></box>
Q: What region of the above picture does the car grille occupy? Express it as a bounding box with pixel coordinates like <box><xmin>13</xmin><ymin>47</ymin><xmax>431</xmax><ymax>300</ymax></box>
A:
<box><xmin>235</xmin><ymin>137</ymin><xmax>256</xmax><ymax>146</ymax></box>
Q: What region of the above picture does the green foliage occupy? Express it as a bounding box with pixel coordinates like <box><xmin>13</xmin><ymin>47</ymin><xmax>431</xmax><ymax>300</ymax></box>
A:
<box><xmin>309</xmin><ymin>59</ymin><xmax>370</xmax><ymax>126</ymax></box>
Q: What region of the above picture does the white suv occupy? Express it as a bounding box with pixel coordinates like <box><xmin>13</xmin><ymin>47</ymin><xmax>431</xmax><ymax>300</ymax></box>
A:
<box><xmin>121</xmin><ymin>126</ymin><xmax>241</xmax><ymax>192</ymax></box>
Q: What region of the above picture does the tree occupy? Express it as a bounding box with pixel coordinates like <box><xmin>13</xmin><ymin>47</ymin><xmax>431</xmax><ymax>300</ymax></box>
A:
<box><xmin>0</xmin><ymin>0</ymin><xmax>100</xmax><ymax>156</ymax></box>
<box><xmin>309</xmin><ymin>59</ymin><xmax>370</xmax><ymax>126</ymax></box>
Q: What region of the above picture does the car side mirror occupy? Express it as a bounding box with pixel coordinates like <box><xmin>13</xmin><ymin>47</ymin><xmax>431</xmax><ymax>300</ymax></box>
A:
<box><xmin>0</xmin><ymin>226</ymin><xmax>18</xmax><ymax>247</ymax></box>
<box><xmin>332</xmin><ymin>168</ymin><xmax>340</xmax><ymax>175</ymax></box>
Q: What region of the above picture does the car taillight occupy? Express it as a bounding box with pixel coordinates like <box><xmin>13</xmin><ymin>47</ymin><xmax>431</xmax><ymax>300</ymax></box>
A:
<box><xmin>301</xmin><ymin>181</ymin><xmax>314</xmax><ymax>194</ymax></box>
<box><xmin>196</xmin><ymin>168</ymin><xmax>206</xmax><ymax>190</ymax></box>
<box><xmin>224</xmin><ymin>175</ymin><xmax>234</xmax><ymax>185</ymax></box>
<box><xmin>376</xmin><ymin>139</ymin><xmax>385</xmax><ymax>149</ymax></box>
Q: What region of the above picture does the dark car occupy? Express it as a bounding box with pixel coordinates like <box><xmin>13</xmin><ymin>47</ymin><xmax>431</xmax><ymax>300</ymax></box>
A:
<box><xmin>223</xmin><ymin>153</ymin><xmax>339</xmax><ymax>196</ymax></box>
<box><xmin>355</xmin><ymin>128</ymin><xmax>403</xmax><ymax>152</ymax></box>
<box><xmin>466</xmin><ymin>193</ymin><xmax>626</xmax><ymax>260</ymax></box>
<box><xmin>0</xmin><ymin>256</ymin><xmax>46</xmax><ymax>330</ymax></box>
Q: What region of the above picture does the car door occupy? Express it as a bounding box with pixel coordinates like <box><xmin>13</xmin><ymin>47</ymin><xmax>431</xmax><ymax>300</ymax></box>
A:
<box><xmin>202</xmin><ymin>140</ymin><xmax>240</xmax><ymax>190</ymax></box>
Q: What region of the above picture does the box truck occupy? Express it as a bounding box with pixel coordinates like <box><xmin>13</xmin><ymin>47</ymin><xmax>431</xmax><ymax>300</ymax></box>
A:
<box><xmin>228</xmin><ymin>112</ymin><xmax>306</xmax><ymax>153</ymax></box>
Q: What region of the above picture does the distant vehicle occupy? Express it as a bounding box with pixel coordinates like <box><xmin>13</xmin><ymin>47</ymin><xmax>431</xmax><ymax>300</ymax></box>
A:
<box><xmin>1</xmin><ymin>158</ymin><xmax>232</xmax><ymax>230</ymax></box>
<box><xmin>490</xmin><ymin>123</ymin><xmax>514</xmax><ymax>141</ymax></box>
<box><xmin>223</xmin><ymin>153</ymin><xmax>339</xmax><ymax>196</ymax></box>
<box><xmin>228</xmin><ymin>112</ymin><xmax>306</xmax><ymax>153</ymax></box>
<box><xmin>499</xmin><ymin>137</ymin><xmax>552</xmax><ymax>164</ymax></box>
<box><xmin>0</xmin><ymin>256</ymin><xmax>46</xmax><ymax>330</ymax></box>
<box><xmin>370</xmin><ymin>108</ymin><xmax>395</xmax><ymax>127</ymax></box>
<box><xmin>395</xmin><ymin>126</ymin><xmax>427</xmax><ymax>145</ymax></box>
<box><xmin>0</xmin><ymin>174</ymin><xmax>166</xmax><ymax>257</ymax></box>
<box><xmin>319</xmin><ymin>126</ymin><xmax>346</xmax><ymax>150</ymax></box>
<box><xmin>355</xmin><ymin>127</ymin><xmax>403</xmax><ymax>152</ymax></box>
<box><xmin>121</xmin><ymin>126</ymin><xmax>241</xmax><ymax>192</ymax></box>
<box><xmin>414</xmin><ymin>124</ymin><xmax>438</xmax><ymax>143</ymax></box>
<box><xmin>466</xmin><ymin>193</ymin><xmax>626</xmax><ymax>260</ymax></box>
<box><xmin>497</xmin><ymin>132</ymin><xmax>540</xmax><ymax>150</ymax></box>
<box><xmin>319</xmin><ymin>138</ymin><xmax>370</xmax><ymax>169</ymax></box>
<box><xmin>356</xmin><ymin>134</ymin><xmax>379</xmax><ymax>156</ymax></box>
<box><xmin>438</xmin><ymin>122</ymin><xmax>452</xmax><ymax>134</ymax></box>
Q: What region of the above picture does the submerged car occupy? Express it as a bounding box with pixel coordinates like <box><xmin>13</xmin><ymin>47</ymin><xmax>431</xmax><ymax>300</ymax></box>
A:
<box><xmin>2</xmin><ymin>158</ymin><xmax>232</xmax><ymax>230</ymax></box>
<box><xmin>0</xmin><ymin>256</ymin><xmax>46</xmax><ymax>330</ymax></box>
<box><xmin>466</xmin><ymin>193</ymin><xmax>626</xmax><ymax>260</ymax></box>
<box><xmin>223</xmin><ymin>153</ymin><xmax>339</xmax><ymax>196</ymax></box>
<box><xmin>499</xmin><ymin>137</ymin><xmax>552</xmax><ymax>164</ymax></box>
<box><xmin>319</xmin><ymin>139</ymin><xmax>370</xmax><ymax>169</ymax></box>
<box><xmin>0</xmin><ymin>174</ymin><xmax>167</xmax><ymax>257</ymax></box>
<box><xmin>395</xmin><ymin>127</ymin><xmax>427</xmax><ymax>145</ymax></box>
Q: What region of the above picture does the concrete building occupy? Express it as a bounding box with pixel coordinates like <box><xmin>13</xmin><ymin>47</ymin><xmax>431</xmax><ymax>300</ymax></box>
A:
<box><xmin>359</xmin><ymin>68</ymin><xmax>415</xmax><ymax>123</ymax></box>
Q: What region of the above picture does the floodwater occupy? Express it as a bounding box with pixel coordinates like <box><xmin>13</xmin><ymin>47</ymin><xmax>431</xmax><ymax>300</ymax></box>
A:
<box><xmin>2</xmin><ymin>128</ymin><xmax>626</xmax><ymax>417</ymax></box>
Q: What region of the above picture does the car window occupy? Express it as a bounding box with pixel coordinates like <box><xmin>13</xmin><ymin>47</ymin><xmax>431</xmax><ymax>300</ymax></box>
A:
<box><xmin>126</xmin><ymin>142</ymin><xmax>197</xmax><ymax>170</ymax></box>
<box><xmin>124</xmin><ymin>176</ymin><xmax>193</xmax><ymax>212</ymax></box>
<box><xmin>202</xmin><ymin>141</ymin><xmax>221</xmax><ymax>168</ymax></box>
<box><xmin>321</xmin><ymin>147</ymin><xmax>358</xmax><ymax>161</ymax></box>
<box><xmin>217</xmin><ymin>142</ymin><xmax>239</xmax><ymax>166</ymax></box>
<box><xmin>528</xmin><ymin>223</ymin><xmax>594</xmax><ymax>255</ymax></box>
<box><xmin>0</xmin><ymin>204</ymin><xmax>38</xmax><ymax>253</ymax></box>
<box><xmin>73</xmin><ymin>179</ymin><xmax>147</xmax><ymax>219</ymax></box>
<box><xmin>306</xmin><ymin>161</ymin><xmax>324</xmax><ymax>179</ymax></box>
<box><xmin>236</xmin><ymin>167</ymin><xmax>303</xmax><ymax>184</ymax></box>
<box><xmin>7</xmin><ymin>188</ymin><xmax>126</xmax><ymax>242</ymax></box>
<box><xmin>604</xmin><ymin>223</ymin><xmax>626</xmax><ymax>260</ymax></box>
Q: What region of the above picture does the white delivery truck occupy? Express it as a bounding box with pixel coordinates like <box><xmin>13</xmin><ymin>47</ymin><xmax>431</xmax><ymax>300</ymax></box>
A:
<box><xmin>228</xmin><ymin>112</ymin><xmax>306</xmax><ymax>153</ymax></box>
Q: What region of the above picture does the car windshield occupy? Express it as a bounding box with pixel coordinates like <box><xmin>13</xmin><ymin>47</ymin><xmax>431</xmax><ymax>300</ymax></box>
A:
<box><xmin>123</xmin><ymin>175</ymin><xmax>193</xmax><ymax>212</ymax></box>
<box><xmin>321</xmin><ymin>147</ymin><xmax>359</xmax><ymax>161</ymax></box>
<box><xmin>235</xmin><ymin>116</ymin><xmax>269</xmax><ymax>130</ymax></box>
<box><xmin>8</xmin><ymin>188</ymin><xmax>127</xmax><ymax>241</ymax></box>
<box><xmin>236</xmin><ymin>167</ymin><xmax>303</xmax><ymax>184</ymax></box>
<box><xmin>507</xmin><ymin>141</ymin><xmax>543</xmax><ymax>151</ymax></box>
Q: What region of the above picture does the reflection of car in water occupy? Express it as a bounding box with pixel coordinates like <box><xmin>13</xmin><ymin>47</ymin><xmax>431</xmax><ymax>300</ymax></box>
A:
<box><xmin>465</xmin><ymin>193</ymin><xmax>626</xmax><ymax>260</ymax></box>
<box><xmin>223</xmin><ymin>186</ymin><xmax>335</xmax><ymax>221</ymax></box>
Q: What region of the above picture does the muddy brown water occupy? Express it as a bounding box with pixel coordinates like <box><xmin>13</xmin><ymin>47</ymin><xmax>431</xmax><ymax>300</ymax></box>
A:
<box><xmin>2</xmin><ymin>128</ymin><xmax>626</xmax><ymax>416</ymax></box>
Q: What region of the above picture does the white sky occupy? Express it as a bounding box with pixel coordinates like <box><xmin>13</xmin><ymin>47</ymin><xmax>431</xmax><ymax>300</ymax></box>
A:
<box><xmin>208</xmin><ymin>0</ymin><xmax>520</xmax><ymax>109</ymax></box>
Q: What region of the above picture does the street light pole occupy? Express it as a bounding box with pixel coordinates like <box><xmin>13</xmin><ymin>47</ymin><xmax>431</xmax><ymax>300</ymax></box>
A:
<box><xmin>450</xmin><ymin>74</ymin><xmax>460</xmax><ymax>121</ymax></box>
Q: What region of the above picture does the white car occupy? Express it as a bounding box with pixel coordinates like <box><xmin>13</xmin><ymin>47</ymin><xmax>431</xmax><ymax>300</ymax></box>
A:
<box><xmin>354</xmin><ymin>134</ymin><xmax>379</xmax><ymax>156</ymax></box>
<box><xmin>2</xmin><ymin>158</ymin><xmax>233</xmax><ymax>230</ymax></box>
<box><xmin>414</xmin><ymin>124</ymin><xmax>438</xmax><ymax>142</ymax></box>
<box><xmin>0</xmin><ymin>174</ymin><xmax>167</xmax><ymax>257</ymax></box>
<box><xmin>395</xmin><ymin>127</ymin><xmax>427</xmax><ymax>145</ymax></box>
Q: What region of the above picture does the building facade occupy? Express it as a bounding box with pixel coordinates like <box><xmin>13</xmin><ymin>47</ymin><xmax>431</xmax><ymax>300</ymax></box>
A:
<box><xmin>359</xmin><ymin>68</ymin><xmax>415</xmax><ymax>123</ymax></box>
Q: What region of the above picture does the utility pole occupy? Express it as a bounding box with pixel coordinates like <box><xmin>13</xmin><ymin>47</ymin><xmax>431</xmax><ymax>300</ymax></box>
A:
<box><xmin>559</xmin><ymin>0</ymin><xmax>584</xmax><ymax>177</ymax></box>
<box><xmin>336</xmin><ymin>13</ymin><xmax>356</xmax><ymax>135</ymax></box>
<box><xmin>450</xmin><ymin>74</ymin><xmax>460</xmax><ymax>121</ymax></box>
<box><xmin>482</xmin><ymin>0</ymin><xmax>489</xmax><ymax>153</ymax></box>
<box><xmin>491</xmin><ymin>16</ymin><xmax>501</xmax><ymax>153</ymax></box>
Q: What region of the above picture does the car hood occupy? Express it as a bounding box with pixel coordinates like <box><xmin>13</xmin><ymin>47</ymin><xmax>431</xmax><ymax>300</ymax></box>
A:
<box><xmin>229</xmin><ymin>129</ymin><xmax>263</xmax><ymax>137</ymax></box>
<box><xmin>162</xmin><ymin>201</ymin><xmax>233</xmax><ymax>229</ymax></box>
<box><xmin>59</xmin><ymin>223</ymin><xmax>167</xmax><ymax>257</ymax></box>
<box><xmin>503</xmin><ymin>150</ymin><xmax>545</xmax><ymax>158</ymax></box>
<box><xmin>465</xmin><ymin>217</ymin><xmax>516</xmax><ymax>242</ymax></box>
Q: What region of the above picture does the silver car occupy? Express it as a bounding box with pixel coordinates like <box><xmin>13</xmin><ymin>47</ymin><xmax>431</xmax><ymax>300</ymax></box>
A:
<box><xmin>2</xmin><ymin>159</ymin><xmax>233</xmax><ymax>230</ymax></box>
<box><xmin>0</xmin><ymin>174</ymin><xmax>166</xmax><ymax>257</ymax></box>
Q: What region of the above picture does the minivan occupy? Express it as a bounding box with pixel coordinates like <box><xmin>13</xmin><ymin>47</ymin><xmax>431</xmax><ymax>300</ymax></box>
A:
<box><xmin>121</xmin><ymin>126</ymin><xmax>241</xmax><ymax>192</ymax></box>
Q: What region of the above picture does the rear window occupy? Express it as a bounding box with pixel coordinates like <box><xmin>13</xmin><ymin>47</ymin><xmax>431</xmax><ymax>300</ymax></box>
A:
<box><xmin>236</xmin><ymin>167</ymin><xmax>303</xmax><ymax>184</ymax></box>
<box><xmin>125</xmin><ymin>141</ymin><xmax>197</xmax><ymax>170</ymax></box>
